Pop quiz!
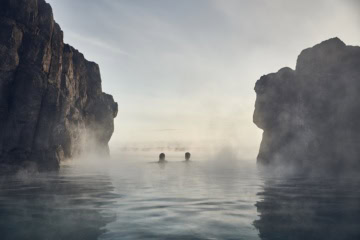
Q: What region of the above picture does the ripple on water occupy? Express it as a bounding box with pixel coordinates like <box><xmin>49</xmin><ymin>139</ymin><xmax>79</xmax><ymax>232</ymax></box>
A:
<box><xmin>4</xmin><ymin>161</ymin><xmax>359</xmax><ymax>240</ymax></box>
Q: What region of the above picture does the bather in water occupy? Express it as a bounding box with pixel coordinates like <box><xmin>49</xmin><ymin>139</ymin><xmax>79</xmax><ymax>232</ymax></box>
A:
<box><xmin>185</xmin><ymin>152</ymin><xmax>191</xmax><ymax>161</ymax></box>
<box><xmin>159</xmin><ymin>153</ymin><xmax>166</xmax><ymax>163</ymax></box>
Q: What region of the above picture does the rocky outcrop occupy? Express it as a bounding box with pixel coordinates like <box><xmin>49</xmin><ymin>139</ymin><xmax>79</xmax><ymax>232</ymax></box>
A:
<box><xmin>0</xmin><ymin>0</ymin><xmax>118</xmax><ymax>170</ymax></box>
<box><xmin>254</xmin><ymin>38</ymin><xmax>360</xmax><ymax>173</ymax></box>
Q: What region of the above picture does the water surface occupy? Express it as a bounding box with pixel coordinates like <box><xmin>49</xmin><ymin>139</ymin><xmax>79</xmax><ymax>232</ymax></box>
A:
<box><xmin>0</xmin><ymin>157</ymin><xmax>360</xmax><ymax>240</ymax></box>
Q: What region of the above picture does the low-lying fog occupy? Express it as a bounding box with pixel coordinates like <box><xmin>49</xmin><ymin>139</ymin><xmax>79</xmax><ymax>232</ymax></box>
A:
<box><xmin>1</xmin><ymin>148</ymin><xmax>359</xmax><ymax>240</ymax></box>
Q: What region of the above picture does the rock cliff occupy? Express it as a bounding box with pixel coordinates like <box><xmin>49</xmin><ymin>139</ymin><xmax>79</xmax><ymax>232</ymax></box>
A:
<box><xmin>254</xmin><ymin>38</ymin><xmax>360</xmax><ymax>173</ymax></box>
<box><xmin>0</xmin><ymin>0</ymin><xmax>118</xmax><ymax>170</ymax></box>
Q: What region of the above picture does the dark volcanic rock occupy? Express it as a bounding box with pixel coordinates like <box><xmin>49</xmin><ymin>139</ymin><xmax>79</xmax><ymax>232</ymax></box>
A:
<box><xmin>0</xmin><ymin>0</ymin><xmax>118</xmax><ymax>170</ymax></box>
<box><xmin>254</xmin><ymin>38</ymin><xmax>360</xmax><ymax>173</ymax></box>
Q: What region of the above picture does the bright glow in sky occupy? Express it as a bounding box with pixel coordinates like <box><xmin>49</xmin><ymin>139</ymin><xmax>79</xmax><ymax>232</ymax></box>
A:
<box><xmin>47</xmin><ymin>0</ymin><xmax>360</xmax><ymax>159</ymax></box>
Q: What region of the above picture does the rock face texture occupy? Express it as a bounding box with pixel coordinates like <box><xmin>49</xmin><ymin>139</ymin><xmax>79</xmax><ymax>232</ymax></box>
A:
<box><xmin>0</xmin><ymin>0</ymin><xmax>118</xmax><ymax>170</ymax></box>
<box><xmin>254</xmin><ymin>38</ymin><xmax>360</xmax><ymax>173</ymax></box>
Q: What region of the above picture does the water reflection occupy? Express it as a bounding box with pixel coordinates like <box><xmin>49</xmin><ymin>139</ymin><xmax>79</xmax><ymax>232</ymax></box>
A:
<box><xmin>0</xmin><ymin>166</ymin><xmax>116</xmax><ymax>240</ymax></box>
<box><xmin>102</xmin><ymin>161</ymin><xmax>262</xmax><ymax>240</ymax></box>
<box><xmin>255</xmin><ymin>176</ymin><xmax>360</xmax><ymax>240</ymax></box>
<box><xmin>6</xmin><ymin>159</ymin><xmax>359</xmax><ymax>240</ymax></box>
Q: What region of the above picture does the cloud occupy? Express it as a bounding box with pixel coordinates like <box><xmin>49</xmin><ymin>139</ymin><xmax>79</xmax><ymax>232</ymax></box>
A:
<box><xmin>66</xmin><ymin>31</ymin><xmax>130</xmax><ymax>57</ymax></box>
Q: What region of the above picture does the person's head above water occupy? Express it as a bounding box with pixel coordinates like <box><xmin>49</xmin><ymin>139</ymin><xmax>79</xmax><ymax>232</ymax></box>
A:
<box><xmin>159</xmin><ymin>153</ymin><xmax>166</xmax><ymax>162</ymax></box>
<box><xmin>185</xmin><ymin>152</ymin><xmax>191</xmax><ymax>161</ymax></box>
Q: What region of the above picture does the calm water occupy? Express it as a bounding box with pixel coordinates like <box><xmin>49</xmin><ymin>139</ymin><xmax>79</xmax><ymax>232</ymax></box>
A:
<box><xmin>0</xmin><ymin>156</ymin><xmax>360</xmax><ymax>240</ymax></box>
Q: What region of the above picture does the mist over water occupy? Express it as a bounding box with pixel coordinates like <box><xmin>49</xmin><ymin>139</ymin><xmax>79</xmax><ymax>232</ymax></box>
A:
<box><xmin>101</xmin><ymin>154</ymin><xmax>261</xmax><ymax>240</ymax></box>
<box><xmin>1</xmin><ymin>150</ymin><xmax>360</xmax><ymax>240</ymax></box>
<box><xmin>0</xmin><ymin>165</ymin><xmax>116</xmax><ymax>240</ymax></box>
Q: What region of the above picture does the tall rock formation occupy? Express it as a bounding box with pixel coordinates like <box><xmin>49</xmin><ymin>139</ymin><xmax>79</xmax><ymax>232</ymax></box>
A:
<box><xmin>0</xmin><ymin>0</ymin><xmax>118</xmax><ymax>170</ymax></box>
<box><xmin>254</xmin><ymin>38</ymin><xmax>360</xmax><ymax>173</ymax></box>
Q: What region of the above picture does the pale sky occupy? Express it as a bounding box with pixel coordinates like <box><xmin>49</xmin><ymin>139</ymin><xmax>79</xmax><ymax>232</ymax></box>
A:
<box><xmin>47</xmin><ymin>0</ymin><xmax>360</xmax><ymax>159</ymax></box>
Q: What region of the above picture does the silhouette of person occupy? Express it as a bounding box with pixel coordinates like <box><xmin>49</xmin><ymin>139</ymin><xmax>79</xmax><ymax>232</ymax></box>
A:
<box><xmin>185</xmin><ymin>152</ymin><xmax>191</xmax><ymax>161</ymax></box>
<box><xmin>159</xmin><ymin>153</ymin><xmax>166</xmax><ymax>163</ymax></box>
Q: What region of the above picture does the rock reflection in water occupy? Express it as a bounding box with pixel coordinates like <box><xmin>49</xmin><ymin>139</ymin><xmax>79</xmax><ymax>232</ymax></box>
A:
<box><xmin>0</xmin><ymin>166</ymin><xmax>116</xmax><ymax>240</ymax></box>
<box><xmin>254</xmin><ymin>176</ymin><xmax>360</xmax><ymax>240</ymax></box>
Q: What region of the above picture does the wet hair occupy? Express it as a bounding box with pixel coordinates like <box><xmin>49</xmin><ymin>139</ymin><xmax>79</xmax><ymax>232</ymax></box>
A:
<box><xmin>185</xmin><ymin>152</ymin><xmax>191</xmax><ymax>160</ymax></box>
<box><xmin>159</xmin><ymin>153</ymin><xmax>166</xmax><ymax>161</ymax></box>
